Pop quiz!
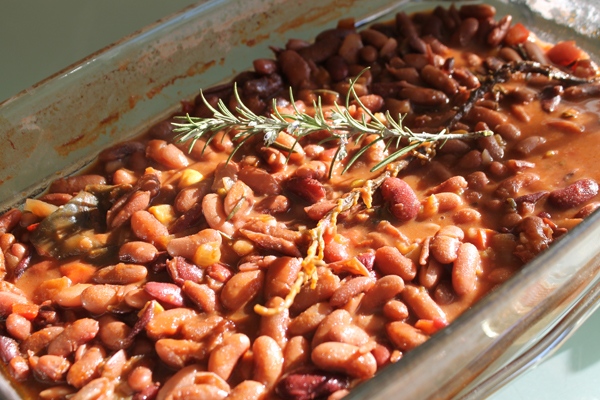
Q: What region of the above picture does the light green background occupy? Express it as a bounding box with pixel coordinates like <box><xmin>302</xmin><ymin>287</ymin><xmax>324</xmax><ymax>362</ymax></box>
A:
<box><xmin>1</xmin><ymin>2</ymin><xmax>600</xmax><ymax>399</ymax></box>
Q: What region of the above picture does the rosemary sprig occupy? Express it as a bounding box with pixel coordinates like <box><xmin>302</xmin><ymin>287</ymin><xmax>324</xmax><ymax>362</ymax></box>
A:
<box><xmin>172</xmin><ymin>70</ymin><xmax>492</xmax><ymax>178</ymax></box>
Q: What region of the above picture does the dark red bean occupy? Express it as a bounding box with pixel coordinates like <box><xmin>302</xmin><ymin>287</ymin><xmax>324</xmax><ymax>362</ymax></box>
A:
<box><xmin>286</xmin><ymin>177</ymin><xmax>326</xmax><ymax>204</ymax></box>
<box><xmin>275</xmin><ymin>370</ymin><xmax>349</xmax><ymax>400</ymax></box>
<box><xmin>548</xmin><ymin>179</ymin><xmax>599</xmax><ymax>210</ymax></box>
<box><xmin>381</xmin><ymin>177</ymin><xmax>420</xmax><ymax>221</ymax></box>
<box><xmin>487</xmin><ymin>15</ymin><xmax>512</xmax><ymax>47</ymax></box>
<box><xmin>299</xmin><ymin>37</ymin><xmax>342</xmax><ymax>63</ymax></box>
<box><xmin>454</xmin><ymin>18</ymin><xmax>479</xmax><ymax>47</ymax></box>
<box><xmin>325</xmin><ymin>55</ymin><xmax>349</xmax><ymax>82</ymax></box>
<box><xmin>144</xmin><ymin>282</ymin><xmax>185</xmax><ymax>307</ymax></box>
<box><xmin>278</xmin><ymin>50</ymin><xmax>311</xmax><ymax>89</ymax></box>
<box><xmin>254</xmin><ymin>59</ymin><xmax>278</xmax><ymax>75</ymax></box>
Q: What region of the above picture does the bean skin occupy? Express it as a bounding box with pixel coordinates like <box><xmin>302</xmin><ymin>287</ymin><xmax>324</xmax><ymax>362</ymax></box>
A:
<box><xmin>80</xmin><ymin>284</ymin><xmax>119</xmax><ymax>315</ymax></box>
<box><xmin>183</xmin><ymin>281</ymin><xmax>216</xmax><ymax>313</ymax></box>
<box><xmin>292</xmin><ymin>268</ymin><xmax>340</xmax><ymax>313</ymax></box>
<box><xmin>311</xmin><ymin>342</ymin><xmax>377</xmax><ymax>379</ymax></box>
<box><xmin>399</xmin><ymin>86</ymin><xmax>448</xmax><ymax>107</ymax></box>
<box><xmin>31</xmin><ymin>355</ymin><xmax>71</xmax><ymax>382</ymax></box>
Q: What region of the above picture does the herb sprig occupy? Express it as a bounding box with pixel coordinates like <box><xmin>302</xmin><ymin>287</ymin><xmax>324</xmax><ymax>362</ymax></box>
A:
<box><xmin>172</xmin><ymin>70</ymin><xmax>492</xmax><ymax>178</ymax></box>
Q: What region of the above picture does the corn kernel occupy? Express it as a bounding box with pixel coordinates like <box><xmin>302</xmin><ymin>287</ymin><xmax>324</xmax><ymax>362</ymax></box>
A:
<box><xmin>193</xmin><ymin>241</ymin><xmax>221</xmax><ymax>267</ymax></box>
<box><xmin>178</xmin><ymin>169</ymin><xmax>203</xmax><ymax>190</ymax></box>
<box><xmin>232</xmin><ymin>239</ymin><xmax>255</xmax><ymax>256</ymax></box>
<box><xmin>148</xmin><ymin>205</ymin><xmax>177</xmax><ymax>226</ymax></box>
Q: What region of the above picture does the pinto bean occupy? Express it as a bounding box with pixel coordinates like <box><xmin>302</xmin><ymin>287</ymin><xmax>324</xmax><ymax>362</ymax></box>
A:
<box><xmin>49</xmin><ymin>175</ymin><xmax>106</xmax><ymax>194</ymax></box>
<box><xmin>430</xmin><ymin>225</ymin><xmax>464</xmax><ymax>264</ymax></box>
<box><xmin>221</xmin><ymin>270</ymin><xmax>264</xmax><ymax>311</ymax></box>
<box><xmin>208</xmin><ymin>333</ymin><xmax>251</xmax><ymax>380</ymax></box>
<box><xmin>6</xmin><ymin>313</ymin><xmax>32</xmax><ymax>341</ymax></box>
<box><xmin>434</xmin><ymin>192</ymin><xmax>463</xmax><ymax>212</ymax></box>
<box><xmin>312</xmin><ymin>342</ymin><xmax>376</xmax><ymax>379</ymax></box>
<box><xmin>0</xmin><ymin>335</ymin><xmax>19</xmax><ymax>364</ymax></box>
<box><xmin>119</xmin><ymin>242</ymin><xmax>158</xmax><ymax>264</ymax></box>
<box><xmin>131</xmin><ymin>210</ymin><xmax>169</xmax><ymax>244</ymax></box>
<box><xmin>381</xmin><ymin>177</ymin><xmax>420</xmax><ymax>221</ymax></box>
<box><xmin>22</xmin><ymin>327</ymin><xmax>64</xmax><ymax>354</ymax></box>
<box><xmin>80</xmin><ymin>284</ymin><xmax>119</xmax><ymax>315</ymax></box>
<box><xmin>145</xmin><ymin>282</ymin><xmax>185</xmax><ymax>307</ymax></box>
<box><xmin>31</xmin><ymin>355</ymin><xmax>71</xmax><ymax>382</ymax></box>
<box><xmin>146</xmin><ymin>308</ymin><xmax>197</xmax><ymax>340</ymax></box>
<box><xmin>260</xmin><ymin>297</ymin><xmax>289</xmax><ymax>349</ymax></box>
<box><xmin>289</xmin><ymin>302</ymin><xmax>334</xmax><ymax>336</ymax></box>
<box><xmin>98</xmin><ymin>315</ymin><xmax>133</xmax><ymax>351</ymax></box>
<box><xmin>238</xmin><ymin>166</ymin><xmax>282</xmax><ymax>196</ymax></box>
<box><xmin>67</xmin><ymin>346</ymin><xmax>105</xmax><ymax>388</ymax></box>
<box><xmin>202</xmin><ymin>193</ymin><xmax>235</xmax><ymax>236</ymax></box>
<box><xmin>386</xmin><ymin>322</ymin><xmax>429</xmax><ymax>351</ymax></box>
<box><xmin>93</xmin><ymin>263</ymin><xmax>147</xmax><ymax>285</ymax></box>
<box><xmin>548</xmin><ymin>179</ymin><xmax>599</xmax><ymax>210</ymax></box>
<box><xmin>453</xmin><ymin>243</ymin><xmax>480</xmax><ymax>296</ymax></box>
<box><xmin>375</xmin><ymin>246</ymin><xmax>417</xmax><ymax>280</ymax></box>
<box><xmin>156</xmin><ymin>339</ymin><xmax>207</xmax><ymax>369</ymax></box>
<box><xmin>47</xmin><ymin>319</ymin><xmax>99</xmax><ymax>357</ymax></box>
<box><xmin>360</xmin><ymin>275</ymin><xmax>405</xmax><ymax>312</ymax></box>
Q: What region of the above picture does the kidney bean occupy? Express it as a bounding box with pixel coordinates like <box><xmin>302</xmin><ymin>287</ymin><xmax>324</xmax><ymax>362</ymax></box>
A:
<box><xmin>0</xmin><ymin>209</ymin><xmax>22</xmax><ymax>234</ymax></box>
<box><xmin>434</xmin><ymin>192</ymin><xmax>464</xmax><ymax>213</ymax></box>
<box><xmin>487</xmin><ymin>15</ymin><xmax>512</xmax><ymax>47</ymax></box>
<box><xmin>564</xmin><ymin>83</ymin><xmax>600</xmax><ymax>99</ymax></box>
<box><xmin>395</xmin><ymin>11</ymin><xmax>418</xmax><ymax>38</ymax></box>
<box><xmin>360</xmin><ymin>275</ymin><xmax>405</xmax><ymax>312</ymax></box>
<box><xmin>453</xmin><ymin>243</ymin><xmax>480</xmax><ymax>296</ymax></box>
<box><xmin>253</xmin><ymin>335</ymin><xmax>283</xmax><ymax>389</ymax></box>
<box><xmin>39</xmin><ymin>386</ymin><xmax>77</xmax><ymax>400</ymax></box>
<box><xmin>379</xmin><ymin>37</ymin><xmax>398</xmax><ymax>58</ymax></box>
<box><xmin>454</xmin><ymin>18</ymin><xmax>479</xmax><ymax>47</ymax></box>
<box><xmin>131</xmin><ymin>211</ymin><xmax>169</xmax><ymax>244</ymax></box>
<box><xmin>276</xmin><ymin>370</ymin><xmax>349</xmax><ymax>400</ymax></box>
<box><xmin>260</xmin><ymin>297</ymin><xmax>290</xmax><ymax>350</ymax></box>
<box><xmin>421</xmin><ymin>65</ymin><xmax>459</xmax><ymax>96</ymax></box>
<box><xmin>386</xmin><ymin>322</ymin><xmax>429</xmax><ymax>351</ymax></box>
<box><xmin>224</xmin><ymin>180</ymin><xmax>254</xmax><ymax>218</ymax></box>
<box><xmin>98</xmin><ymin>315</ymin><xmax>133</xmax><ymax>351</ymax></box>
<box><xmin>21</xmin><ymin>327</ymin><xmax>64</xmax><ymax>355</ymax></box>
<box><xmin>145</xmin><ymin>282</ymin><xmax>185</xmax><ymax>307</ymax></box>
<box><xmin>31</xmin><ymin>355</ymin><xmax>71</xmax><ymax>382</ymax></box>
<box><xmin>255</xmin><ymin>195</ymin><xmax>291</xmax><ymax>215</ymax></box>
<box><xmin>292</xmin><ymin>269</ymin><xmax>340</xmax><ymax>313</ymax></box>
<box><xmin>459</xmin><ymin>4</ymin><xmax>496</xmax><ymax>19</ymax></box>
<box><xmin>545</xmin><ymin>118</ymin><xmax>584</xmax><ymax>134</ymax></box>
<box><xmin>221</xmin><ymin>270</ymin><xmax>264</xmax><ymax>311</ymax></box>
<box><xmin>375</xmin><ymin>246</ymin><xmax>417</xmax><ymax>280</ymax></box>
<box><xmin>167</xmin><ymin>229</ymin><xmax>221</xmax><ymax>260</ymax></box>
<box><xmin>244</xmin><ymin>73</ymin><xmax>283</xmax><ymax>99</ymax></box>
<box><xmin>498</xmin><ymin>46</ymin><xmax>523</xmax><ymax>62</ymax></box>
<box><xmin>329</xmin><ymin>277</ymin><xmax>375</xmax><ymax>308</ymax></box>
<box><xmin>145</xmin><ymin>308</ymin><xmax>196</xmax><ymax>341</ymax></box>
<box><xmin>298</xmin><ymin>37</ymin><xmax>342</xmax><ymax>64</ymax></box>
<box><xmin>67</xmin><ymin>346</ymin><xmax>104</xmax><ymax>389</ymax></box>
<box><xmin>402</xmin><ymin>284</ymin><xmax>445</xmax><ymax>322</ymax></box>
<box><xmin>174</xmin><ymin>182</ymin><xmax>209</xmax><ymax>214</ymax></box>
<box><xmin>181</xmin><ymin>281</ymin><xmax>214</xmax><ymax>313</ymax></box>
<box><xmin>576</xmin><ymin>202</ymin><xmax>600</xmax><ymax>218</ymax></box>
<box><xmin>358</xmin><ymin>44</ymin><xmax>378</xmax><ymax>63</ymax></box>
<box><xmin>282</xmin><ymin>336</ymin><xmax>310</xmax><ymax>373</ymax></box>
<box><xmin>223</xmin><ymin>380</ymin><xmax>264</xmax><ymax>400</ymax></box>
<box><xmin>49</xmin><ymin>175</ymin><xmax>106</xmax><ymax>194</ymax></box>
<box><xmin>156</xmin><ymin>339</ymin><xmax>207</xmax><ymax>369</ymax></box>
<box><xmin>119</xmin><ymin>242</ymin><xmax>159</xmax><ymax>264</ymax></box>
<box><xmin>262</xmin><ymin>257</ymin><xmax>301</xmax><ymax>301</ymax></box>
<box><xmin>238</xmin><ymin>166</ymin><xmax>282</xmax><ymax>196</ymax></box>
<box><xmin>523</xmin><ymin>41</ymin><xmax>550</xmax><ymax>64</ymax></box>
<box><xmin>93</xmin><ymin>263</ymin><xmax>147</xmax><ymax>285</ymax></box>
<box><xmin>201</xmin><ymin>193</ymin><xmax>235</xmax><ymax>236</ymax></box>
<box><xmin>311</xmin><ymin>309</ymin><xmax>353</xmax><ymax>348</ymax></box>
<box><xmin>399</xmin><ymin>86</ymin><xmax>449</xmax><ymax>107</ymax></box>
<box><xmin>208</xmin><ymin>333</ymin><xmax>251</xmax><ymax>380</ymax></box>
<box><xmin>548</xmin><ymin>179</ymin><xmax>599</xmax><ymax>210</ymax></box>
<box><xmin>496</xmin><ymin>172</ymin><xmax>540</xmax><ymax>198</ymax></box>
<box><xmin>286</xmin><ymin>177</ymin><xmax>326</xmax><ymax>204</ymax></box>
<box><xmin>329</xmin><ymin>322</ymin><xmax>371</xmax><ymax>348</ymax></box>
<box><xmin>383</xmin><ymin>300</ymin><xmax>409</xmax><ymax>321</ymax></box>
<box><xmin>467</xmin><ymin>106</ymin><xmax>508</xmax><ymax>128</ymax></box>
<box><xmin>278</xmin><ymin>50</ymin><xmax>310</xmax><ymax>88</ymax></box>
<box><xmin>430</xmin><ymin>225</ymin><xmax>464</xmax><ymax>264</ymax></box>
<box><xmin>289</xmin><ymin>302</ymin><xmax>334</xmax><ymax>336</ymax></box>
<box><xmin>312</xmin><ymin>342</ymin><xmax>376</xmax><ymax>379</ymax></box>
<box><xmin>128</xmin><ymin>366</ymin><xmax>154</xmax><ymax>392</ymax></box>
<box><xmin>381</xmin><ymin>177</ymin><xmax>420</xmax><ymax>221</ymax></box>
<box><xmin>6</xmin><ymin>313</ymin><xmax>32</xmax><ymax>341</ymax></box>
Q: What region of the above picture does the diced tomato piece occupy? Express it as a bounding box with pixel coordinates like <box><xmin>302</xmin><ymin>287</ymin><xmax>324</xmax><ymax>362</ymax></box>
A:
<box><xmin>12</xmin><ymin>304</ymin><xmax>39</xmax><ymax>320</ymax></box>
<box><xmin>504</xmin><ymin>23</ymin><xmax>529</xmax><ymax>46</ymax></box>
<box><xmin>547</xmin><ymin>41</ymin><xmax>586</xmax><ymax>66</ymax></box>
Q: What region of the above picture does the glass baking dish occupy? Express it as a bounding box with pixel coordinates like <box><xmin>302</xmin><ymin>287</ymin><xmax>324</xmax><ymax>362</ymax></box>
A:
<box><xmin>1</xmin><ymin>0</ymin><xmax>599</xmax><ymax>398</ymax></box>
